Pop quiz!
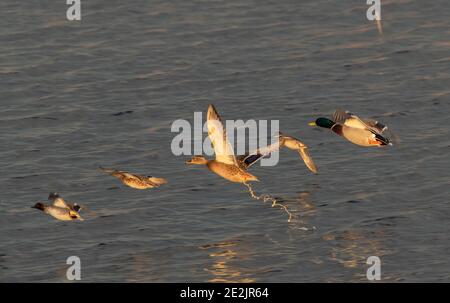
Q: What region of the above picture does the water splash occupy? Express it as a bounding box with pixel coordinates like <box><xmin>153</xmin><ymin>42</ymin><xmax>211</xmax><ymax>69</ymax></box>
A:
<box><xmin>76</xmin><ymin>204</ymin><xmax>97</xmax><ymax>219</ymax></box>
<box><xmin>243</xmin><ymin>182</ymin><xmax>293</xmax><ymax>223</ymax></box>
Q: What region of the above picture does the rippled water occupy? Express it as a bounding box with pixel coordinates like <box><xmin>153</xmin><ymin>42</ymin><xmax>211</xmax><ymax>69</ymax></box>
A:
<box><xmin>1</xmin><ymin>0</ymin><xmax>449</xmax><ymax>282</ymax></box>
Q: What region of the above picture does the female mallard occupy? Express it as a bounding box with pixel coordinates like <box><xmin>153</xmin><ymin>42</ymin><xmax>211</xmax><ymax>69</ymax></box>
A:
<box><xmin>32</xmin><ymin>193</ymin><xmax>83</xmax><ymax>221</ymax></box>
<box><xmin>277</xmin><ymin>133</ymin><xmax>318</xmax><ymax>174</ymax></box>
<box><xmin>99</xmin><ymin>167</ymin><xmax>167</xmax><ymax>189</ymax></box>
<box><xmin>309</xmin><ymin>110</ymin><xmax>391</xmax><ymax>147</ymax></box>
<box><xmin>186</xmin><ymin>104</ymin><xmax>259</xmax><ymax>183</ymax></box>
<box><xmin>237</xmin><ymin>132</ymin><xmax>318</xmax><ymax>174</ymax></box>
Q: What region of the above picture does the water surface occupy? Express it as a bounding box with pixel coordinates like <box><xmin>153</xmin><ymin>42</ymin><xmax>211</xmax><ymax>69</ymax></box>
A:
<box><xmin>0</xmin><ymin>0</ymin><xmax>449</xmax><ymax>282</ymax></box>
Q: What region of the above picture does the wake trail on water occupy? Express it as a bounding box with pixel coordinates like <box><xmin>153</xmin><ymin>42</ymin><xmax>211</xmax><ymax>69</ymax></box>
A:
<box><xmin>243</xmin><ymin>182</ymin><xmax>293</xmax><ymax>223</ymax></box>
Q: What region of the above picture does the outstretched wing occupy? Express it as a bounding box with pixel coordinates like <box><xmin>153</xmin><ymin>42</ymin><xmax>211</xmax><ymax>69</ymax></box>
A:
<box><xmin>99</xmin><ymin>167</ymin><xmax>133</xmax><ymax>179</ymax></box>
<box><xmin>52</xmin><ymin>197</ymin><xmax>70</xmax><ymax>210</ymax></box>
<box><xmin>332</xmin><ymin>110</ymin><xmax>353</xmax><ymax>125</ymax></box>
<box><xmin>280</xmin><ymin>135</ymin><xmax>318</xmax><ymax>174</ymax></box>
<box><xmin>360</xmin><ymin>118</ymin><xmax>387</xmax><ymax>134</ymax></box>
<box><xmin>207</xmin><ymin>104</ymin><xmax>237</xmax><ymax>165</ymax></box>
<box><xmin>333</xmin><ymin>110</ymin><xmax>370</xmax><ymax>130</ymax></box>
<box><xmin>48</xmin><ymin>192</ymin><xmax>83</xmax><ymax>213</ymax></box>
<box><xmin>298</xmin><ymin>147</ymin><xmax>318</xmax><ymax>174</ymax></box>
<box><xmin>333</xmin><ymin>110</ymin><xmax>386</xmax><ymax>135</ymax></box>
<box><xmin>240</xmin><ymin>139</ymin><xmax>283</xmax><ymax>169</ymax></box>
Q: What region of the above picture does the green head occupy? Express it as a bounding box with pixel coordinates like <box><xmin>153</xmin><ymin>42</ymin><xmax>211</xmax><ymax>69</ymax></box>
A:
<box><xmin>309</xmin><ymin>118</ymin><xmax>336</xmax><ymax>129</ymax></box>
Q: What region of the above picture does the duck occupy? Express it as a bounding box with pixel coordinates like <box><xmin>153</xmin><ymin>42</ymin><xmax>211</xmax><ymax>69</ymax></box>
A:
<box><xmin>99</xmin><ymin>167</ymin><xmax>167</xmax><ymax>189</ymax></box>
<box><xmin>277</xmin><ymin>133</ymin><xmax>318</xmax><ymax>174</ymax></box>
<box><xmin>309</xmin><ymin>110</ymin><xmax>391</xmax><ymax>147</ymax></box>
<box><xmin>236</xmin><ymin>132</ymin><xmax>318</xmax><ymax>174</ymax></box>
<box><xmin>48</xmin><ymin>192</ymin><xmax>82</xmax><ymax>212</ymax></box>
<box><xmin>186</xmin><ymin>104</ymin><xmax>259</xmax><ymax>183</ymax></box>
<box><xmin>32</xmin><ymin>193</ymin><xmax>83</xmax><ymax>221</ymax></box>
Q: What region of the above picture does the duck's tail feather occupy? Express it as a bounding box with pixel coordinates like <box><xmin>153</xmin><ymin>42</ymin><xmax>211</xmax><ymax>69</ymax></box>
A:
<box><xmin>374</xmin><ymin>133</ymin><xmax>390</xmax><ymax>146</ymax></box>
<box><xmin>148</xmin><ymin>177</ymin><xmax>168</xmax><ymax>186</ymax></box>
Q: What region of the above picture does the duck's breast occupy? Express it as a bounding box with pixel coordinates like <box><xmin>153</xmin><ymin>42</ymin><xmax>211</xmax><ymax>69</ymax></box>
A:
<box><xmin>207</xmin><ymin>161</ymin><xmax>249</xmax><ymax>183</ymax></box>
<box><xmin>46</xmin><ymin>206</ymin><xmax>73</xmax><ymax>221</ymax></box>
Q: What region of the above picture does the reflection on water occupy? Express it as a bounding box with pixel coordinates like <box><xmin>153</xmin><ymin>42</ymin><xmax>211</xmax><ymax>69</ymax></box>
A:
<box><xmin>295</xmin><ymin>191</ymin><xmax>316</xmax><ymax>216</ymax></box>
<box><xmin>0</xmin><ymin>0</ymin><xmax>449</xmax><ymax>282</ymax></box>
<box><xmin>284</xmin><ymin>191</ymin><xmax>318</xmax><ymax>231</ymax></box>
<box><xmin>323</xmin><ymin>229</ymin><xmax>390</xmax><ymax>280</ymax></box>
<box><xmin>200</xmin><ymin>240</ymin><xmax>255</xmax><ymax>283</ymax></box>
<box><xmin>127</xmin><ymin>253</ymin><xmax>153</xmax><ymax>282</ymax></box>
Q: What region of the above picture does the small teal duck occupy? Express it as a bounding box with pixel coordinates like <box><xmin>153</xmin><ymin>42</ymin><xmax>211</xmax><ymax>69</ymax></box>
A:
<box><xmin>32</xmin><ymin>193</ymin><xmax>83</xmax><ymax>221</ymax></box>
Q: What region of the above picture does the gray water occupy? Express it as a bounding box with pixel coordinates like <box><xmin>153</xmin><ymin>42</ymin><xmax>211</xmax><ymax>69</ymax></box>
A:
<box><xmin>1</xmin><ymin>0</ymin><xmax>449</xmax><ymax>282</ymax></box>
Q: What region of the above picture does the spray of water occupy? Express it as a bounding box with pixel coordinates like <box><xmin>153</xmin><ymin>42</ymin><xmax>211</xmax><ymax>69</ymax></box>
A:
<box><xmin>76</xmin><ymin>204</ymin><xmax>96</xmax><ymax>219</ymax></box>
<box><xmin>243</xmin><ymin>182</ymin><xmax>293</xmax><ymax>223</ymax></box>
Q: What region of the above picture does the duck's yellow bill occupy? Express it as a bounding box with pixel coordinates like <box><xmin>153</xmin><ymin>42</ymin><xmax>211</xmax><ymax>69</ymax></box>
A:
<box><xmin>308</xmin><ymin>122</ymin><xmax>316</xmax><ymax>126</ymax></box>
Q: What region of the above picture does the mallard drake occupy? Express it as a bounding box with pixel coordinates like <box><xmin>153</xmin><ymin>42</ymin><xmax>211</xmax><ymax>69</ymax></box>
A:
<box><xmin>99</xmin><ymin>167</ymin><xmax>167</xmax><ymax>189</ymax></box>
<box><xmin>186</xmin><ymin>104</ymin><xmax>259</xmax><ymax>183</ymax></box>
<box><xmin>32</xmin><ymin>193</ymin><xmax>83</xmax><ymax>221</ymax></box>
<box><xmin>309</xmin><ymin>110</ymin><xmax>391</xmax><ymax>147</ymax></box>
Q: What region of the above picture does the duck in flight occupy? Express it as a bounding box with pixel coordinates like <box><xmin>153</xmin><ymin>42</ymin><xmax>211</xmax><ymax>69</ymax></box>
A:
<box><xmin>309</xmin><ymin>110</ymin><xmax>391</xmax><ymax>147</ymax></box>
<box><xmin>236</xmin><ymin>132</ymin><xmax>317</xmax><ymax>174</ymax></box>
<box><xmin>99</xmin><ymin>167</ymin><xmax>167</xmax><ymax>189</ymax></box>
<box><xmin>276</xmin><ymin>133</ymin><xmax>317</xmax><ymax>174</ymax></box>
<box><xmin>32</xmin><ymin>193</ymin><xmax>83</xmax><ymax>221</ymax></box>
<box><xmin>186</xmin><ymin>104</ymin><xmax>259</xmax><ymax>183</ymax></box>
<box><xmin>186</xmin><ymin>105</ymin><xmax>318</xmax><ymax>182</ymax></box>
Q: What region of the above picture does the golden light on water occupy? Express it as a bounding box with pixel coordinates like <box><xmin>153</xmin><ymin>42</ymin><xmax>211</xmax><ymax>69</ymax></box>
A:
<box><xmin>200</xmin><ymin>240</ymin><xmax>256</xmax><ymax>283</ymax></box>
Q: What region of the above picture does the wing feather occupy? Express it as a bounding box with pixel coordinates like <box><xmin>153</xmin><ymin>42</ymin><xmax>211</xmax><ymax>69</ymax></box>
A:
<box><xmin>298</xmin><ymin>147</ymin><xmax>318</xmax><ymax>174</ymax></box>
<box><xmin>281</xmin><ymin>135</ymin><xmax>318</xmax><ymax>174</ymax></box>
<box><xmin>333</xmin><ymin>110</ymin><xmax>386</xmax><ymax>134</ymax></box>
<box><xmin>207</xmin><ymin>105</ymin><xmax>237</xmax><ymax>165</ymax></box>
<box><xmin>242</xmin><ymin>139</ymin><xmax>283</xmax><ymax>169</ymax></box>
<box><xmin>52</xmin><ymin>197</ymin><xmax>70</xmax><ymax>209</ymax></box>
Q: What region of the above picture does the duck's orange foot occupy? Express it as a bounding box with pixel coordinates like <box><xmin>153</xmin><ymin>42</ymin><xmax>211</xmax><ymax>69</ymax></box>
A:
<box><xmin>368</xmin><ymin>138</ymin><xmax>382</xmax><ymax>146</ymax></box>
